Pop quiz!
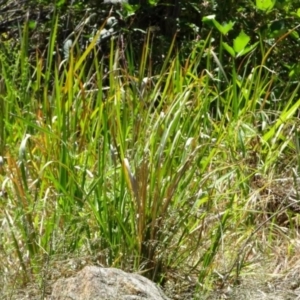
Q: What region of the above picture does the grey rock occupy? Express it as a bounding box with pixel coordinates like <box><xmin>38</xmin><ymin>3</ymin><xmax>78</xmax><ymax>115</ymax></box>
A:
<box><xmin>51</xmin><ymin>266</ymin><xmax>170</xmax><ymax>300</ymax></box>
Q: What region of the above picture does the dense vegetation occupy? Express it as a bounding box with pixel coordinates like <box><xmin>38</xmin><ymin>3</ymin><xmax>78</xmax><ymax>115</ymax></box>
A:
<box><xmin>1</xmin><ymin>0</ymin><xmax>300</xmax><ymax>298</ymax></box>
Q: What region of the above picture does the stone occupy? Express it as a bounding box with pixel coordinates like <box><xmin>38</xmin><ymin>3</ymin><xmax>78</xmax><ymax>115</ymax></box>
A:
<box><xmin>51</xmin><ymin>266</ymin><xmax>170</xmax><ymax>300</ymax></box>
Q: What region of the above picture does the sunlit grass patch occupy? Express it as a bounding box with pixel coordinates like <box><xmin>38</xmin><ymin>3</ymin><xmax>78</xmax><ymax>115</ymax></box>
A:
<box><xmin>1</xmin><ymin>15</ymin><xmax>300</xmax><ymax>299</ymax></box>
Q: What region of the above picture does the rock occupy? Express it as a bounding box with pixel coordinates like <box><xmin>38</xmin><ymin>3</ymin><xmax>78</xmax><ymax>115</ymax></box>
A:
<box><xmin>51</xmin><ymin>266</ymin><xmax>170</xmax><ymax>300</ymax></box>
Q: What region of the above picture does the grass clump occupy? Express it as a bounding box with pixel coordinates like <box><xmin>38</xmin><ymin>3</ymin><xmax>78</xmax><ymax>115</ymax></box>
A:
<box><xmin>0</xmin><ymin>16</ymin><xmax>300</xmax><ymax>300</ymax></box>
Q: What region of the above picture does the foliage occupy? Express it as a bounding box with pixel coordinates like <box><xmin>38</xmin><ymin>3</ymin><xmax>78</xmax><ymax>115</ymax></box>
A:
<box><xmin>0</xmin><ymin>0</ymin><xmax>300</xmax><ymax>299</ymax></box>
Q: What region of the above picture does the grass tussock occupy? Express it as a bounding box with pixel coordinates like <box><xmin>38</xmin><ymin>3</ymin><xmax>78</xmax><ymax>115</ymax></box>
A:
<box><xmin>1</xmin><ymin>17</ymin><xmax>300</xmax><ymax>299</ymax></box>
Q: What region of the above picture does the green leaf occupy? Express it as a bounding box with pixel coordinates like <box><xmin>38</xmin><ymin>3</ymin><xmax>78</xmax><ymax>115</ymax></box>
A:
<box><xmin>28</xmin><ymin>20</ymin><xmax>37</xmax><ymax>29</ymax></box>
<box><xmin>202</xmin><ymin>14</ymin><xmax>216</xmax><ymax>28</ymax></box>
<box><xmin>123</xmin><ymin>3</ymin><xmax>137</xmax><ymax>14</ymax></box>
<box><xmin>202</xmin><ymin>15</ymin><xmax>234</xmax><ymax>35</ymax></box>
<box><xmin>233</xmin><ymin>31</ymin><xmax>250</xmax><ymax>53</ymax></box>
<box><xmin>202</xmin><ymin>15</ymin><xmax>216</xmax><ymax>22</ymax></box>
<box><xmin>256</xmin><ymin>0</ymin><xmax>275</xmax><ymax>11</ymax></box>
<box><xmin>222</xmin><ymin>42</ymin><xmax>236</xmax><ymax>57</ymax></box>
<box><xmin>236</xmin><ymin>42</ymin><xmax>259</xmax><ymax>57</ymax></box>
<box><xmin>56</xmin><ymin>0</ymin><xmax>66</xmax><ymax>7</ymax></box>
<box><xmin>297</xmin><ymin>8</ymin><xmax>300</xmax><ymax>18</ymax></box>
<box><xmin>290</xmin><ymin>31</ymin><xmax>300</xmax><ymax>40</ymax></box>
<box><xmin>212</xmin><ymin>20</ymin><xmax>235</xmax><ymax>35</ymax></box>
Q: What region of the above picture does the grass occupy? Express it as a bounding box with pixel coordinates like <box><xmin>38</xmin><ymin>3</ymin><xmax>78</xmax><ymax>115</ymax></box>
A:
<box><xmin>1</xmin><ymin>16</ymin><xmax>300</xmax><ymax>299</ymax></box>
